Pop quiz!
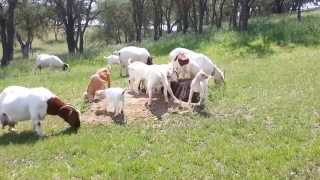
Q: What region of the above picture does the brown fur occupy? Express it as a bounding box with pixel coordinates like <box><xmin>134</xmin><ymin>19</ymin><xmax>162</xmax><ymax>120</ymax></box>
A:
<box><xmin>47</xmin><ymin>97</ymin><xmax>80</xmax><ymax>129</ymax></box>
<box><xmin>85</xmin><ymin>67</ymin><xmax>112</xmax><ymax>102</ymax></box>
<box><xmin>175</xmin><ymin>53</ymin><xmax>189</xmax><ymax>66</ymax></box>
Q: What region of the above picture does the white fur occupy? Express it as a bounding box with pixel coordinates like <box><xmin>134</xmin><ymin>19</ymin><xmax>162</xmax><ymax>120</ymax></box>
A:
<box><xmin>188</xmin><ymin>71</ymin><xmax>210</xmax><ymax>105</ymax></box>
<box><xmin>36</xmin><ymin>54</ymin><xmax>68</xmax><ymax>71</ymax></box>
<box><xmin>105</xmin><ymin>46</ymin><xmax>152</xmax><ymax>77</ymax></box>
<box><xmin>128</xmin><ymin>61</ymin><xmax>179</xmax><ymax>105</ymax></box>
<box><xmin>104</xmin><ymin>54</ymin><xmax>120</xmax><ymax>65</ymax></box>
<box><xmin>95</xmin><ymin>88</ymin><xmax>126</xmax><ymax>116</ymax></box>
<box><xmin>169</xmin><ymin>48</ymin><xmax>225</xmax><ymax>83</ymax></box>
<box><xmin>0</xmin><ymin>86</ymin><xmax>56</xmax><ymax>136</ymax></box>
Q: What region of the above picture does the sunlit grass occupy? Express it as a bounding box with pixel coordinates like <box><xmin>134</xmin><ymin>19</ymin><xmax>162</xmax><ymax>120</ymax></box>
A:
<box><xmin>0</xmin><ymin>10</ymin><xmax>320</xmax><ymax>179</ymax></box>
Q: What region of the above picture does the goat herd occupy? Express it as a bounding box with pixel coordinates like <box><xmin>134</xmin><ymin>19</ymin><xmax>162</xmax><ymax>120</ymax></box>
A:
<box><xmin>0</xmin><ymin>46</ymin><xmax>225</xmax><ymax>137</ymax></box>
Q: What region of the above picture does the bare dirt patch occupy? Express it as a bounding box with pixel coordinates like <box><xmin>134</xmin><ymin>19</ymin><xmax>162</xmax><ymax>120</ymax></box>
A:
<box><xmin>81</xmin><ymin>92</ymin><xmax>181</xmax><ymax>124</ymax></box>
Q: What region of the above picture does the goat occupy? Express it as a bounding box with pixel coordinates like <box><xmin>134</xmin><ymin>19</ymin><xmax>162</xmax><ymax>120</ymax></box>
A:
<box><xmin>169</xmin><ymin>48</ymin><xmax>225</xmax><ymax>84</ymax></box>
<box><xmin>0</xmin><ymin>86</ymin><xmax>80</xmax><ymax>136</ymax></box>
<box><xmin>84</xmin><ymin>66</ymin><xmax>112</xmax><ymax>102</ymax></box>
<box><xmin>188</xmin><ymin>71</ymin><xmax>210</xmax><ymax>105</ymax></box>
<box><xmin>105</xmin><ymin>46</ymin><xmax>153</xmax><ymax>77</ymax></box>
<box><xmin>94</xmin><ymin>88</ymin><xmax>126</xmax><ymax>117</ymax></box>
<box><xmin>35</xmin><ymin>54</ymin><xmax>69</xmax><ymax>71</ymax></box>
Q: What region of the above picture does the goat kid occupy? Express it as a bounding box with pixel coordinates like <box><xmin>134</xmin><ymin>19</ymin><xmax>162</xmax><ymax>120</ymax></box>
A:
<box><xmin>188</xmin><ymin>71</ymin><xmax>210</xmax><ymax>106</ymax></box>
<box><xmin>94</xmin><ymin>88</ymin><xmax>126</xmax><ymax>117</ymax></box>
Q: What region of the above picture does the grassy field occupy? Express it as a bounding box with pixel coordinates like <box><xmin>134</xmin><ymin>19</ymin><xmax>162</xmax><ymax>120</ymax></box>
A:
<box><xmin>0</xmin><ymin>11</ymin><xmax>320</xmax><ymax>179</ymax></box>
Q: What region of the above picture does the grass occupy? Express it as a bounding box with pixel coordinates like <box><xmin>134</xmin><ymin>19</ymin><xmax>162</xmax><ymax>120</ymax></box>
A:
<box><xmin>0</xmin><ymin>10</ymin><xmax>320</xmax><ymax>179</ymax></box>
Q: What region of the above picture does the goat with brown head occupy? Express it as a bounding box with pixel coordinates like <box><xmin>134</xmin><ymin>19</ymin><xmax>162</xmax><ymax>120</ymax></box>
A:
<box><xmin>47</xmin><ymin>97</ymin><xmax>81</xmax><ymax>130</ymax></box>
<box><xmin>175</xmin><ymin>53</ymin><xmax>190</xmax><ymax>66</ymax></box>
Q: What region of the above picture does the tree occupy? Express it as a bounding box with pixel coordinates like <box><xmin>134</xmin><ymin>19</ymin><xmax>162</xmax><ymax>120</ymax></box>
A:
<box><xmin>0</xmin><ymin>0</ymin><xmax>17</xmax><ymax>67</ymax></box>
<box><xmin>16</xmin><ymin>0</ymin><xmax>50</xmax><ymax>58</ymax></box>
<box><xmin>176</xmin><ymin>0</ymin><xmax>192</xmax><ymax>33</ymax></box>
<box><xmin>210</xmin><ymin>0</ymin><xmax>217</xmax><ymax>26</ymax></box>
<box><xmin>98</xmin><ymin>0</ymin><xmax>135</xmax><ymax>44</ymax></box>
<box><xmin>191</xmin><ymin>0</ymin><xmax>198</xmax><ymax>32</ymax></box>
<box><xmin>198</xmin><ymin>0</ymin><xmax>208</xmax><ymax>33</ymax></box>
<box><xmin>163</xmin><ymin>0</ymin><xmax>174</xmax><ymax>33</ymax></box>
<box><xmin>216</xmin><ymin>0</ymin><xmax>226</xmax><ymax>29</ymax></box>
<box><xmin>151</xmin><ymin>0</ymin><xmax>162</xmax><ymax>40</ymax></box>
<box><xmin>49</xmin><ymin>0</ymin><xmax>97</xmax><ymax>54</ymax></box>
<box><xmin>131</xmin><ymin>0</ymin><xmax>145</xmax><ymax>42</ymax></box>
<box><xmin>239</xmin><ymin>0</ymin><xmax>254</xmax><ymax>32</ymax></box>
<box><xmin>229</xmin><ymin>0</ymin><xmax>239</xmax><ymax>30</ymax></box>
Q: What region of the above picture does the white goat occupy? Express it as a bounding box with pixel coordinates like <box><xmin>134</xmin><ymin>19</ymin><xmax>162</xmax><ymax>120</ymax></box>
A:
<box><xmin>0</xmin><ymin>86</ymin><xmax>80</xmax><ymax>136</ymax></box>
<box><xmin>188</xmin><ymin>71</ymin><xmax>210</xmax><ymax>105</ymax></box>
<box><xmin>104</xmin><ymin>54</ymin><xmax>120</xmax><ymax>65</ymax></box>
<box><xmin>105</xmin><ymin>46</ymin><xmax>153</xmax><ymax>77</ymax></box>
<box><xmin>128</xmin><ymin>60</ymin><xmax>149</xmax><ymax>94</ymax></box>
<box><xmin>35</xmin><ymin>54</ymin><xmax>69</xmax><ymax>71</ymax></box>
<box><xmin>169</xmin><ymin>48</ymin><xmax>225</xmax><ymax>84</ymax></box>
<box><xmin>94</xmin><ymin>88</ymin><xmax>126</xmax><ymax>117</ymax></box>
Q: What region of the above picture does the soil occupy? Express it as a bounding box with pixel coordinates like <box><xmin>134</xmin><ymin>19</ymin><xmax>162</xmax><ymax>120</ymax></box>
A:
<box><xmin>81</xmin><ymin>91</ymin><xmax>181</xmax><ymax>125</ymax></box>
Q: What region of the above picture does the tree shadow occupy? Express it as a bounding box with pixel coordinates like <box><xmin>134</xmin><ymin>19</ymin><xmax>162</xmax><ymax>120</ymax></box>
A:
<box><xmin>147</xmin><ymin>33</ymin><xmax>212</xmax><ymax>57</ymax></box>
<box><xmin>248</xmin><ymin>15</ymin><xmax>320</xmax><ymax>47</ymax></box>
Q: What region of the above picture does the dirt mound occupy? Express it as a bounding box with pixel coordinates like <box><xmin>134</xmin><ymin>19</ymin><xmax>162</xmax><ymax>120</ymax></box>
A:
<box><xmin>81</xmin><ymin>92</ymin><xmax>180</xmax><ymax>124</ymax></box>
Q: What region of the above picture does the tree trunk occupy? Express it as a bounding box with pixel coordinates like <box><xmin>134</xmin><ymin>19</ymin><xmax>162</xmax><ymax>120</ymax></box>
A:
<box><xmin>16</xmin><ymin>32</ymin><xmax>30</xmax><ymax>59</ymax></box>
<box><xmin>152</xmin><ymin>0</ymin><xmax>161</xmax><ymax>41</ymax></box>
<box><xmin>191</xmin><ymin>0</ymin><xmax>198</xmax><ymax>32</ymax></box>
<box><xmin>297</xmin><ymin>0</ymin><xmax>302</xmax><ymax>21</ymax></box>
<box><xmin>65</xmin><ymin>0</ymin><xmax>77</xmax><ymax>54</ymax></box>
<box><xmin>79</xmin><ymin>32</ymin><xmax>85</xmax><ymax>53</ymax></box>
<box><xmin>239</xmin><ymin>0</ymin><xmax>250</xmax><ymax>32</ymax></box>
<box><xmin>132</xmin><ymin>0</ymin><xmax>145</xmax><ymax>42</ymax></box>
<box><xmin>198</xmin><ymin>0</ymin><xmax>207</xmax><ymax>33</ymax></box>
<box><xmin>230</xmin><ymin>0</ymin><xmax>239</xmax><ymax>30</ymax></box>
<box><xmin>0</xmin><ymin>20</ymin><xmax>10</xmax><ymax>67</ymax></box>
<box><xmin>216</xmin><ymin>0</ymin><xmax>226</xmax><ymax>29</ymax></box>
<box><xmin>164</xmin><ymin>0</ymin><xmax>173</xmax><ymax>34</ymax></box>
<box><xmin>1</xmin><ymin>0</ymin><xmax>17</xmax><ymax>67</ymax></box>
<box><xmin>211</xmin><ymin>0</ymin><xmax>217</xmax><ymax>26</ymax></box>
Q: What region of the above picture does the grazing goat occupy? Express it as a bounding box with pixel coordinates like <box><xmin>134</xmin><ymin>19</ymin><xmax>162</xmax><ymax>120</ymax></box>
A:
<box><xmin>0</xmin><ymin>86</ymin><xmax>80</xmax><ymax>136</ymax></box>
<box><xmin>84</xmin><ymin>66</ymin><xmax>112</xmax><ymax>102</ymax></box>
<box><xmin>188</xmin><ymin>71</ymin><xmax>210</xmax><ymax>105</ymax></box>
<box><xmin>105</xmin><ymin>46</ymin><xmax>153</xmax><ymax>77</ymax></box>
<box><xmin>169</xmin><ymin>48</ymin><xmax>225</xmax><ymax>84</ymax></box>
<box><xmin>94</xmin><ymin>88</ymin><xmax>126</xmax><ymax>117</ymax></box>
<box><xmin>36</xmin><ymin>54</ymin><xmax>69</xmax><ymax>71</ymax></box>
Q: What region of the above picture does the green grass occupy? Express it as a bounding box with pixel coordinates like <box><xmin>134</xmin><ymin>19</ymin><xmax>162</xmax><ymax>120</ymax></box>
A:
<box><xmin>1</xmin><ymin>11</ymin><xmax>320</xmax><ymax>179</ymax></box>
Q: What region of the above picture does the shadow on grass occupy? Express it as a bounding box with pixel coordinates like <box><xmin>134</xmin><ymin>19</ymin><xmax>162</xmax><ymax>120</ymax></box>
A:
<box><xmin>0</xmin><ymin>131</ymin><xmax>41</xmax><ymax>146</ymax></box>
<box><xmin>0</xmin><ymin>127</ymin><xmax>79</xmax><ymax>146</ymax></box>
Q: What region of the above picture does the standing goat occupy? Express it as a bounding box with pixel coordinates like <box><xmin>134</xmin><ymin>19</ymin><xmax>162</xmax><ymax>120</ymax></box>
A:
<box><xmin>105</xmin><ymin>46</ymin><xmax>153</xmax><ymax>77</ymax></box>
<box><xmin>0</xmin><ymin>86</ymin><xmax>80</xmax><ymax>136</ymax></box>
<box><xmin>188</xmin><ymin>71</ymin><xmax>210</xmax><ymax>105</ymax></box>
<box><xmin>169</xmin><ymin>48</ymin><xmax>225</xmax><ymax>84</ymax></box>
<box><xmin>94</xmin><ymin>88</ymin><xmax>126</xmax><ymax>117</ymax></box>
